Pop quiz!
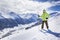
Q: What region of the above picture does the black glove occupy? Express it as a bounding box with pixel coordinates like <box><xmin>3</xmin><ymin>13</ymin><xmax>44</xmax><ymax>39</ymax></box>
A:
<box><xmin>38</xmin><ymin>15</ymin><xmax>40</xmax><ymax>17</ymax></box>
<box><xmin>46</xmin><ymin>18</ymin><xmax>48</xmax><ymax>19</ymax></box>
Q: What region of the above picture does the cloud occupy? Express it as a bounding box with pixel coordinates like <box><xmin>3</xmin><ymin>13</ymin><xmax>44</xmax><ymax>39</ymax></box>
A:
<box><xmin>0</xmin><ymin>0</ymin><xmax>53</xmax><ymax>15</ymax></box>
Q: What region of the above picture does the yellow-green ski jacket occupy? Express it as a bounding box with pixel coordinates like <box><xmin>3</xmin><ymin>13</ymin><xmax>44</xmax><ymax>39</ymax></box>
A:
<box><xmin>40</xmin><ymin>11</ymin><xmax>50</xmax><ymax>21</ymax></box>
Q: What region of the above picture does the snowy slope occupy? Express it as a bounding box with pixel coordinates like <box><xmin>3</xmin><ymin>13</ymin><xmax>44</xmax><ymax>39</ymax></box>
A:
<box><xmin>0</xmin><ymin>12</ymin><xmax>60</xmax><ymax>40</ymax></box>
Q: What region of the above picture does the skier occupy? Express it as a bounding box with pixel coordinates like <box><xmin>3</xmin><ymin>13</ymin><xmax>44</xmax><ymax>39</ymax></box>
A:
<box><xmin>38</xmin><ymin>9</ymin><xmax>50</xmax><ymax>29</ymax></box>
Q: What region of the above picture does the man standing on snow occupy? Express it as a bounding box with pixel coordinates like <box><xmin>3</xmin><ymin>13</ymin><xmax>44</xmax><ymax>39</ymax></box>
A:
<box><xmin>38</xmin><ymin>9</ymin><xmax>50</xmax><ymax>29</ymax></box>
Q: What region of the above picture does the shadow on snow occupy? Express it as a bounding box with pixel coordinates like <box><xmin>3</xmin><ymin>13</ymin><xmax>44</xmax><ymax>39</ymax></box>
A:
<box><xmin>41</xmin><ymin>29</ymin><xmax>60</xmax><ymax>38</ymax></box>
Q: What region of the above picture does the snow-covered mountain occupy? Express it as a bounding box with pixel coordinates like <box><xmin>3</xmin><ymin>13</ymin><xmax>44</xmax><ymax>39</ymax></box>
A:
<box><xmin>0</xmin><ymin>11</ymin><xmax>60</xmax><ymax>40</ymax></box>
<box><xmin>0</xmin><ymin>12</ymin><xmax>40</xmax><ymax>30</ymax></box>
<box><xmin>0</xmin><ymin>11</ymin><xmax>60</xmax><ymax>30</ymax></box>
<box><xmin>50</xmin><ymin>12</ymin><xmax>60</xmax><ymax>17</ymax></box>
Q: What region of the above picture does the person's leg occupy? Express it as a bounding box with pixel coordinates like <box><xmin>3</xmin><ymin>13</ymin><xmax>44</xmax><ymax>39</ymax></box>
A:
<box><xmin>41</xmin><ymin>21</ymin><xmax>44</xmax><ymax>29</ymax></box>
<box><xmin>45</xmin><ymin>21</ymin><xmax>49</xmax><ymax>29</ymax></box>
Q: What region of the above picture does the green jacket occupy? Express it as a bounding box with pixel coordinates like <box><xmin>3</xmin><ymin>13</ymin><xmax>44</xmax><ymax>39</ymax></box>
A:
<box><xmin>39</xmin><ymin>11</ymin><xmax>50</xmax><ymax>21</ymax></box>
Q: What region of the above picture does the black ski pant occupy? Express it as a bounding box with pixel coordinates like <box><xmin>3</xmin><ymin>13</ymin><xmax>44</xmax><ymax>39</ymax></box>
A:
<box><xmin>41</xmin><ymin>21</ymin><xmax>49</xmax><ymax>29</ymax></box>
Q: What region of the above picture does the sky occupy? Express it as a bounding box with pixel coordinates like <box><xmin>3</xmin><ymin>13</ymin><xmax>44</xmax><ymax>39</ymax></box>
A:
<box><xmin>0</xmin><ymin>0</ymin><xmax>60</xmax><ymax>15</ymax></box>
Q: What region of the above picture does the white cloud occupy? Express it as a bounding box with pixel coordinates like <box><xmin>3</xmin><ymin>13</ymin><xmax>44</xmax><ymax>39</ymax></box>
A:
<box><xmin>0</xmin><ymin>0</ymin><xmax>53</xmax><ymax>15</ymax></box>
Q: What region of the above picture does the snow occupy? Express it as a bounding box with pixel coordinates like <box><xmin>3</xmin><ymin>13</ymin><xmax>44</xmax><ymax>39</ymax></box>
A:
<box><xmin>0</xmin><ymin>0</ymin><xmax>60</xmax><ymax>40</ymax></box>
<box><xmin>0</xmin><ymin>14</ymin><xmax>60</xmax><ymax>40</ymax></box>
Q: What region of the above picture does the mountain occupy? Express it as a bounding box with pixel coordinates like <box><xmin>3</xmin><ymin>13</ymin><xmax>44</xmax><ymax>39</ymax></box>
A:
<box><xmin>0</xmin><ymin>11</ymin><xmax>60</xmax><ymax>30</ymax></box>
<box><xmin>1</xmin><ymin>12</ymin><xmax>60</xmax><ymax>40</ymax></box>
<box><xmin>0</xmin><ymin>12</ymin><xmax>40</xmax><ymax>30</ymax></box>
<box><xmin>50</xmin><ymin>12</ymin><xmax>60</xmax><ymax>17</ymax></box>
